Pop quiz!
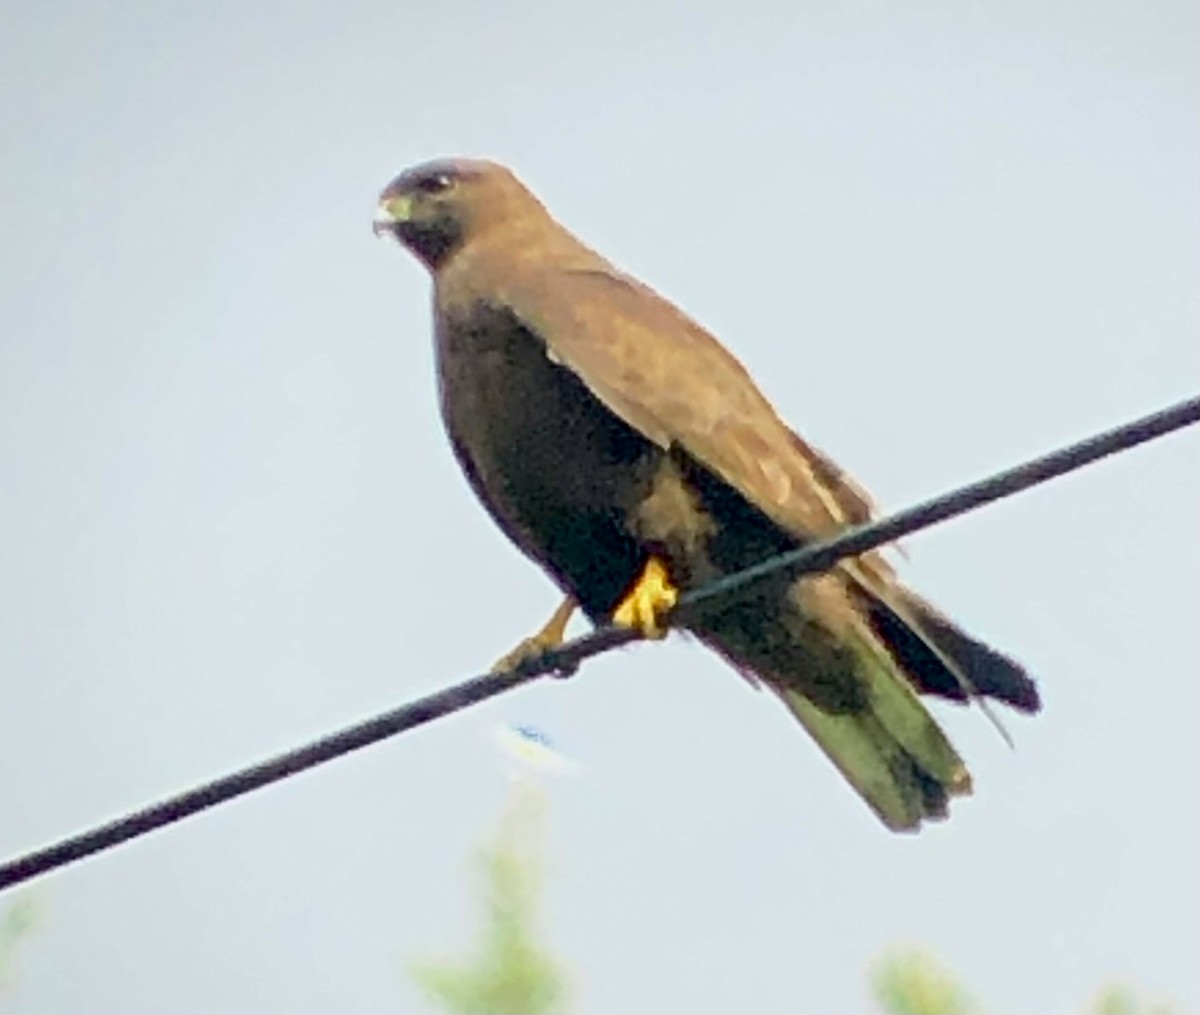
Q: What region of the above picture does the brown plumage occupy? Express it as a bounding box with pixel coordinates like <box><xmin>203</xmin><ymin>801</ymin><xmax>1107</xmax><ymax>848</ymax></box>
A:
<box><xmin>374</xmin><ymin>157</ymin><xmax>1040</xmax><ymax>831</ymax></box>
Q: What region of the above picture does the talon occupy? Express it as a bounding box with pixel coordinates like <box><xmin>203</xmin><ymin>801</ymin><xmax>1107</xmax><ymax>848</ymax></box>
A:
<box><xmin>492</xmin><ymin>597</ymin><xmax>577</xmax><ymax>675</ymax></box>
<box><xmin>612</xmin><ymin>557</ymin><xmax>678</xmax><ymax>639</ymax></box>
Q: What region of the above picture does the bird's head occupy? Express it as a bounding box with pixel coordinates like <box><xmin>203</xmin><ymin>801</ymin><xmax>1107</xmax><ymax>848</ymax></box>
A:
<box><xmin>373</xmin><ymin>158</ymin><xmax>541</xmax><ymax>270</ymax></box>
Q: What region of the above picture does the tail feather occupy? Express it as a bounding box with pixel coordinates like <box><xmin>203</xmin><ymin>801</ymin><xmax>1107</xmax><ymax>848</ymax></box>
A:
<box><xmin>768</xmin><ymin>623</ymin><xmax>973</xmax><ymax>831</ymax></box>
<box><xmin>869</xmin><ymin>588</ymin><xmax>1041</xmax><ymax>713</ymax></box>
<box><xmin>694</xmin><ymin>579</ymin><xmax>974</xmax><ymax>832</ymax></box>
<box><xmin>774</xmin><ymin>686</ymin><xmax>963</xmax><ymax>829</ymax></box>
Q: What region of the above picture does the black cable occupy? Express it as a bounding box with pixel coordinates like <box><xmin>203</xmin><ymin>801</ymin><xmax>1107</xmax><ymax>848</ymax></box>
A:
<box><xmin>679</xmin><ymin>394</ymin><xmax>1200</xmax><ymax>612</ymax></box>
<box><xmin>1</xmin><ymin>394</ymin><xmax>1196</xmax><ymax>892</ymax></box>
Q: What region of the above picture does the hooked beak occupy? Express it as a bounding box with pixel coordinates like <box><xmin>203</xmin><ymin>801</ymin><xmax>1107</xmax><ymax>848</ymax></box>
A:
<box><xmin>372</xmin><ymin>193</ymin><xmax>415</xmax><ymax>237</ymax></box>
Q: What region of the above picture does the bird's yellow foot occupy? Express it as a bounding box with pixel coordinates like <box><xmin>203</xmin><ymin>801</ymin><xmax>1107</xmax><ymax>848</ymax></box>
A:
<box><xmin>612</xmin><ymin>557</ymin><xmax>678</xmax><ymax>639</ymax></box>
<box><xmin>492</xmin><ymin>597</ymin><xmax>578</xmax><ymax>676</ymax></box>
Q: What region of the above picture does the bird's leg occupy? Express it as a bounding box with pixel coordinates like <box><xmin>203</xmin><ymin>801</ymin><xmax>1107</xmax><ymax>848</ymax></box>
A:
<box><xmin>612</xmin><ymin>556</ymin><xmax>678</xmax><ymax>639</ymax></box>
<box><xmin>492</xmin><ymin>596</ymin><xmax>578</xmax><ymax>676</ymax></box>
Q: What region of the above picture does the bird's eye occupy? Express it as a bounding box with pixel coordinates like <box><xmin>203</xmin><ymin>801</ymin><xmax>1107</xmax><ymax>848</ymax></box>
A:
<box><xmin>417</xmin><ymin>173</ymin><xmax>454</xmax><ymax>195</ymax></box>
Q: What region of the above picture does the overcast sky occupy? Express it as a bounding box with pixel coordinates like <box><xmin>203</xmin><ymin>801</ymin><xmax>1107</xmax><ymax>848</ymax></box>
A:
<box><xmin>1</xmin><ymin>1</ymin><xmax>1197</xmax><ymax>1012</ymax></box>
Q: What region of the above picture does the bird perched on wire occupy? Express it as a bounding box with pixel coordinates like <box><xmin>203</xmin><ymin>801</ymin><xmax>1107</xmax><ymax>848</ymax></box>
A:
<box><xmin>373</xmin><ymin>157</ymin><xmax>1040</xmax><ymax>832</ymax></box>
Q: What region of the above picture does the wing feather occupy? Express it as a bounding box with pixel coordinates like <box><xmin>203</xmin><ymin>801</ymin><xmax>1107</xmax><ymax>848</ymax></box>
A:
<box><xmin>509</xmin><ymin>267</ymin><xmax>873</xmax><ymax>539</ymax></box>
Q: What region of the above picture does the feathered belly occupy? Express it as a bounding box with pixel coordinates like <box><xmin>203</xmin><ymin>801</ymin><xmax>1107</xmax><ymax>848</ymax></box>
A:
<box><xmin>436</xmin><ymin>304</ymin><xmax>661</xmax><ymax>618</ymax></box>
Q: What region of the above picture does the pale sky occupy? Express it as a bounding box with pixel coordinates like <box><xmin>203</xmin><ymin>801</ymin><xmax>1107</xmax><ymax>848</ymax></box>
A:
<box><xmin>1</xmin><ymin>1</ymin><xmax>1197</xmax><ymax>1012</ymax></box>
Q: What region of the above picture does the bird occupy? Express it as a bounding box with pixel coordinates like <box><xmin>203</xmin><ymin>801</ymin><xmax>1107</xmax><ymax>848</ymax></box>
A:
<box><xmin>373</xmin><ymin>157</ymin><xmax>1040</xmax><ymax>832</ymax></box>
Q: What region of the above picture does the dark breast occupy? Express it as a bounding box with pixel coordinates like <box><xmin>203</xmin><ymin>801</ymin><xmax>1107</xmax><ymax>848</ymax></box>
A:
<box><xmin>436</xmin><ymin>301</ymin><xmax>661</xmax><ymax>619</ymax></box>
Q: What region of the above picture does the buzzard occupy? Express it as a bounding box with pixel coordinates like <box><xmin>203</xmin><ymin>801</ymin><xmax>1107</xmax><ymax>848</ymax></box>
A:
<box><xmin>374</xmin><ymin>158</ymin><xmax>1039</xmax><ymax>831</ymax></box>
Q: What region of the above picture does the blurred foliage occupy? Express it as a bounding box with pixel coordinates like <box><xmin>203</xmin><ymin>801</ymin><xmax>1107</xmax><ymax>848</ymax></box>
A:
<box><xmin>0</xmin><ymin>897</ymin><xmax>40</xmax><ymax>992</ymax></box>
<box><xmin>409</xmin><ymin>782</ymin><xmax>569</xmax><ymax>1015</ymax></box>
<box><xmin>1089</xmin><ymin>982</ymin><xmax>1177</xmax><ymax>1015</ymax></box>
<box><xmin>403</xmin><ymin>768</ymin><xmax>1184</xmax><ymax>1015</ymax></box>
<box><xmin>871</xmin><ymin>948</ymin><xmax>1179</xmax><ymax>1015</ymax></box>
<box><xmin>872</xmin><ymin>948</ymin><xmax>976</xmax><ymax>1014</ymax></box>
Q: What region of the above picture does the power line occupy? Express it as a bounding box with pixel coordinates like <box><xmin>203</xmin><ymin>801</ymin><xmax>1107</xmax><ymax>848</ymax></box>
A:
<box><xmin>1</xmin><ymin>394</ymin><xmax>1197</xmax><ymax>892</ymax></box>
<box><xmin>679</xmin><ymin>393</ymin><xmax>1200</xmax><ymax>613</ymax></box>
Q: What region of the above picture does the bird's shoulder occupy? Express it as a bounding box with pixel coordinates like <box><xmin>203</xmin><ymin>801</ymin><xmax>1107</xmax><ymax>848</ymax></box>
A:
<box><xmin>439</xmin><ymin>225</ymin><xmax>886</xmax><ymax>552</ymax></box>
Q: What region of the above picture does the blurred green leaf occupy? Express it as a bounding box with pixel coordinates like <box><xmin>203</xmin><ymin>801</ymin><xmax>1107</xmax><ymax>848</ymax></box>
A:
<box><xmin>1090</xmin><ymin>982</ymin><xmax>1176</xmax><ymax>1015</ymax></box>
<box><xmin>871</xmin><ymin>948</ymin><xmax>974</xmax><ymax>1015</ymax></box>
<box><xmin>0</xmin><ymin>896</ymin><xmax>41</xmax><ymax>991</ymax></box>
<box><xmin>409</xmin><ymin>784</ymin><xmax>569</xmax><ymax>1015</ymax></box>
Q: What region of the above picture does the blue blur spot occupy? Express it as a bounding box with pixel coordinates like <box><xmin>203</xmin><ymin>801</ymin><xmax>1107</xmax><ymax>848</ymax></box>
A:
<box><xmin>514</xmin><ymin>724</ymin><xmax>553</xmax><ymax>747</ymax></box>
